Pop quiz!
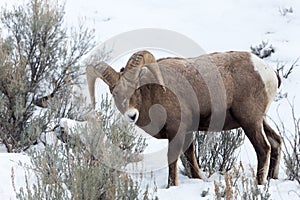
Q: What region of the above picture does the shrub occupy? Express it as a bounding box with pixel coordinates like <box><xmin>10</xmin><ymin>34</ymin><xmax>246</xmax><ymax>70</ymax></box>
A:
<box><xmin>13</xmin><ymin>96</ymin><xmax>156</xmax><ymax>200</ymax></box>
<box><xmin>279</xmin><ymin>6</ymin><xmax>293</xmax><ymax>16</ymax></box>
<box><xmin>0</xmin><ymin>0</ymin><xmax>94</xmax><ymax>152</ymax></box>
<box><xmin>214</xmin><ymin>163</ymin><xmax>271</xmax><ymax>200</ymax></box>
<box><xmin>181</xmin><ymin>129</ymin><xmax>244</xmax><ymax>178</ymax></box>
<box><xmin>272</xmin><ymin>99</ymin><xmax>300</xmax><ymax>185</ymax></box>
<box><xmin>273</xmin><ymin>56</ymin><xmax>300</xmax><ymax>185</ymax></box>
<box><xmin>250</xmin><ymin>41</ymin><xmax>275</xmax><ymax>59</ymax></box>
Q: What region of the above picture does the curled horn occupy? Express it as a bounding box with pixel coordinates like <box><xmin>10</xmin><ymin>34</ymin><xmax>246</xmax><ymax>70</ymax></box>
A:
<box><xmin>124</xmin><ymin>50</ymin><xmax>166</xmax><ymax>92</ymax></box>
<box><xmin>86</xmin><ymin>62</ymin><xmax>120</xmax><ymax>109</ymax></box>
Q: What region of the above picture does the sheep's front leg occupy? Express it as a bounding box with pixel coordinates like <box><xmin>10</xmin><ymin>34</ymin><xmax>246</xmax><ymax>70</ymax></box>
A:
<box><xmin>168</xmin><ymin>160</ymin><xmax>178</xmax><ymax>187</ymax></box>
<box><xmin>183</xmin><ymin>133</ymin><xmax>204</xmax><ymax>179</ymax></box>
<box><xmin>167</xmin><ymin>133</ymin><xmax>185</xmax><ymax>188</ymax></box>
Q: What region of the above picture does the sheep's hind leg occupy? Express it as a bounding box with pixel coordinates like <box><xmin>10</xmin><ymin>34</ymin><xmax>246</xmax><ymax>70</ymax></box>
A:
<box><xmin>263</xmin><ymin>119</ymin><xmax>282</xmax><ymax>179</ymax></box>
<box><xmin>242</xmin><ymin>122</ymin><xmax>271</xmax><ymax>185</ymax></box>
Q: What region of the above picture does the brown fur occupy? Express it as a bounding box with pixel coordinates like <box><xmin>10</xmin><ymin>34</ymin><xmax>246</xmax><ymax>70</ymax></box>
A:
<box><xmin>86</xmin><ymin>51</ymin><xmax>282</xmax><ymax>187</ymax></box>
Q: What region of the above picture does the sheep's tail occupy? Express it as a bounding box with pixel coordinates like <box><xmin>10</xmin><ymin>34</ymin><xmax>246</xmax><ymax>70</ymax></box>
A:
<box><xmin>276</xmin><ymin>71</ymin><xmax>281</xmax><ymax>88</ymax></box>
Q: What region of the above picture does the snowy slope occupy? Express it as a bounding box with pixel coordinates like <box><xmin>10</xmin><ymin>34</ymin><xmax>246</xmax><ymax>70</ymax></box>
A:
<box><xmin>1</xmin><ymin>0</ymin><xmax>300</xmax><ymax>199</ymax></box>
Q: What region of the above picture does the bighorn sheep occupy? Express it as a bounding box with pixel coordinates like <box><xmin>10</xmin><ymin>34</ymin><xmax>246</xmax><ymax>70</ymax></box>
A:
<box><xmin>86</xmin><ymin>50</ymin><xmax>282</xmax><ymax>187</ymax></box>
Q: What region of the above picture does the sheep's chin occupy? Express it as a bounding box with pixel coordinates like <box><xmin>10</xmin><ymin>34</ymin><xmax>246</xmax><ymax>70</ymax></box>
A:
<box><xmin>124</xmin><ymin>108</ymin><xmax>139</xmax><ymax>123</ymax></box>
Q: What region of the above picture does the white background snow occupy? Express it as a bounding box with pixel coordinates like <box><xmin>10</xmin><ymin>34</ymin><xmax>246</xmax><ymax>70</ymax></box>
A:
<box><xmin>1</xmin><ymin>0</ymin><xmax>300</xmax><ymax>199</ymax></box>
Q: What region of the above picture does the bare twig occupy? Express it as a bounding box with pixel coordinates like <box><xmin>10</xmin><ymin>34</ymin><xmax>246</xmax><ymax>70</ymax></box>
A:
<box><xmin>277</xmin><ymin>58</ymin><xmax>299</xmax><ymax>79</ymax></box>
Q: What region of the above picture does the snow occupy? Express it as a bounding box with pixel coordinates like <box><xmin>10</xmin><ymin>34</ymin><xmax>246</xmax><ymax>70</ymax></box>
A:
<box><xmin>0</xmin><ymin>154</ymin><xmax>32</xmax><ymax>199</ymax></box>
<box><xmin>1</xmin><ymin>0</ymin><xmax>300</xmax><ymax>199</ymax></box>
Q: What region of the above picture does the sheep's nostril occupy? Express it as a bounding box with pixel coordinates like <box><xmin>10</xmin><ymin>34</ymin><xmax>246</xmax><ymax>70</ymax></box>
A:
<box><xmin>125</xmin><ymin>108</ymin><xmax>139</xmax><ymax>123</ymax></box>
<box><xmin>129</xmin><ymin>113</ymin><xmax>137</xmax><ymax>121</ymax></box>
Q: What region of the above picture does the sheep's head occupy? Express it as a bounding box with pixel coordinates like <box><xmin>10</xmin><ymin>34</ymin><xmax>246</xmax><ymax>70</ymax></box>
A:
<box><xmin>86</xmin><ymin>50</ymin><xmax>165</xmax><ymax>123</ymax></box>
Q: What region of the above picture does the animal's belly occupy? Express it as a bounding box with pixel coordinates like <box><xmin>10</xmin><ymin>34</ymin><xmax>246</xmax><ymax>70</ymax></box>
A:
<box><xmin>198</xmin><ymin>109</ymin><xmax>240</xmax><ymax>131</ymax></box>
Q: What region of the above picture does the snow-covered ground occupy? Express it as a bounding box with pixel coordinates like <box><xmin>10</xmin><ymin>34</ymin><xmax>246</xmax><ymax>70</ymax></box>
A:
<box><xmin>1</xmin><ymin>0</ymin><xmax>300</xmax><ymax>199</ymax></box>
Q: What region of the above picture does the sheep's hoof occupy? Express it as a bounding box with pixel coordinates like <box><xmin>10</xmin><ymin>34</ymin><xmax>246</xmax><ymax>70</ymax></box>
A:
<box><xmin>167</xmin><ymin>177</ymin><xmax>178</xmax><ymax>188</ymax></box>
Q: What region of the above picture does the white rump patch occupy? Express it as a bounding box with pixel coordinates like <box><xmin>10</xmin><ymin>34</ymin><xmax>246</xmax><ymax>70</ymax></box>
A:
<box><xmin>251</xmin><ymin>54</ymin><xmax>278</xmax><ymax>110</ymax></box>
